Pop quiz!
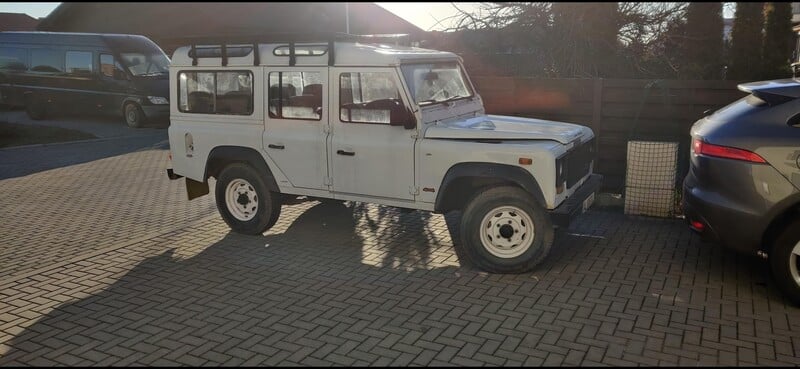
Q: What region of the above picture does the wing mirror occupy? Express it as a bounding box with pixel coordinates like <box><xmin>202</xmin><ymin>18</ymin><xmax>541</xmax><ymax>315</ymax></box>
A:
<box><xmin>389</xmin><ymin>107</ymin><xmax>417</xmax><ymax>130</ymax></box>
<box><xmin>787</xmin><ymin>112</ymin><xmax>800</xmax><ymax>126</ymax></box>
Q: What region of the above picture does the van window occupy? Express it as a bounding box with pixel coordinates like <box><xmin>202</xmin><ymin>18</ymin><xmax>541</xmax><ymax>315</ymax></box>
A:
<box><xmin>339</xmin><ymin>72</ymin><xmax>401</xmax><ymax>124</ymax></box>
<box><xmin>30</xmin><ymin>49</ymin><xmax>63</xmax><ymax>73</ymax></box>
<box><xmin>268</xmin><ymin>71</ymin><xmax>323</xmax><ymax>121</ymax></box>
<box><xmin>178</xmin><ymin>71</ymin><xmax>253</xmax><ymax>115</ymax></box>
<box><xmin>0</xmin><ymin>48</ymin><xmax>27</xmax><ymax>71</ymax></box>
<box><xmin>66</xmin><ymin>51</ymin><xmax>93</xmax><ymax>76</ymax></box>
<box><xmin>100</xmin><ymin>54</ymin><xmax>125</xmax><ymax>78</ymax></box>
<box><xmin>120</xmin><ymin>52</ymin><xmax>169</xmax><ymax>77</ymax></box>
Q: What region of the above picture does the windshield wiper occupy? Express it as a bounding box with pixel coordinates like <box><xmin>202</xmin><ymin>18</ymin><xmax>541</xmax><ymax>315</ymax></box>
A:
<box><xmin>137</xmin><ymin>71</ymin><xmax>168</xmax><ymax>77</ymax></box>
<box><xmin>418</xmin><ymin>94</ymin><xmax>465</xmax><ymax>106</ymax></box>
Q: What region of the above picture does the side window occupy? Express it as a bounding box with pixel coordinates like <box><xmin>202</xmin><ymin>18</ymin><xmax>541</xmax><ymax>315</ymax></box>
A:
<box><xmin>65</xmin><ymin>51</ymin><xmax>93</xmax><ymax>76</ymax></box>
<box><xmin>339</xmin><ymin>72</ymin><xmax>401</xmax><ymax>124</ymax></box>
<box><xmin>30</xmin><ymin>49</ymin><xmax>63</xmax><ymax>73</ymax></box>
<box><xmin>268</xmin><ymin>71</ymin><xmax>322</xmax><ymax>121</ymax></box>
<box><xmin>0</xmin><ymin>47</ymin><xmax>28</xmax><ymax>72</ymax></box>
<box><xmin>99</xmin><ymin>54</ymin><xmax>125</xmax><ymax>79</ymax></box>
<box><xmin>178</xmin><ymin>71</ymin><xmax>253</xmax><ymax>115</ymax></box>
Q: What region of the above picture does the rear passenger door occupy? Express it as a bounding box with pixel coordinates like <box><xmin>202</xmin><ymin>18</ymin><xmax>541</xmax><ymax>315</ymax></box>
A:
<box><xmin>262</xmin><ymin>67</ymin><xmax>329</xmax><ymax>190</ymax></box>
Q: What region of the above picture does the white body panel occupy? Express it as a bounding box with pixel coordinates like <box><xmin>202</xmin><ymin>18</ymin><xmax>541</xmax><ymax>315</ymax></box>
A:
<box><xmin>167</xmin><ymin>41</ymin><xmax>596</xmax><ymax>212</ymax></box>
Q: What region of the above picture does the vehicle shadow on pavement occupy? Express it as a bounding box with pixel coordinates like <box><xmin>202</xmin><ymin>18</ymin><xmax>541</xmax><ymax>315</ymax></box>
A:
<box><xmin>0</xmin><ymin>201</ymin><xmax>498</xmax><ymax>365</ymax></box>
<box><xmin>8</xmin><ymin>205</ymin><xmax>787</xmax><ymax>366</ymax></box>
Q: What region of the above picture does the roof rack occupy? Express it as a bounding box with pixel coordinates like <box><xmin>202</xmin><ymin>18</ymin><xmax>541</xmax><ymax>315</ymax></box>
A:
<box><xmin>181</xmin><ymin>32</ymin><xmax>411</xmax><ymax>67</ymax></box>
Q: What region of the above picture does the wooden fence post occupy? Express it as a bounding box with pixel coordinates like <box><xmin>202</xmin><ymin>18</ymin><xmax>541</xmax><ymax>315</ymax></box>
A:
<box><xmin>592</xmin><ymin>78</ymin><xmax>603</xmax><ymax>153</ymax></box>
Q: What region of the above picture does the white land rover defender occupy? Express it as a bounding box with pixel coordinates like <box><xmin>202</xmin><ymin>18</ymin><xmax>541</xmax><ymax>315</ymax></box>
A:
<box><xmin>166</xmin><ymin>36</ymin><xmax>602</xmax><ymax>273</ymax></box>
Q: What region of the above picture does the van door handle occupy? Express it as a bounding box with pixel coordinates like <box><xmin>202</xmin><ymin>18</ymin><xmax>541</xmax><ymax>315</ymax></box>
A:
<box><xmin>268</xmin><ymin>144</ymin><xmax>285</xmax><ymax>150</ymax></box>
<box><xmin>337</xmin><ymin>149</ymin><xmax>355</xmax><ymax>156</ymax></box>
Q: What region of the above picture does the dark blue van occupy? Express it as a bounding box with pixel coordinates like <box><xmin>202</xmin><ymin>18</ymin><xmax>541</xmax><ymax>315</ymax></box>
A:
<box><xmin>0</xmin><ymin>32</ymin><xmax>169</xmax><ymax>128</ymax></box>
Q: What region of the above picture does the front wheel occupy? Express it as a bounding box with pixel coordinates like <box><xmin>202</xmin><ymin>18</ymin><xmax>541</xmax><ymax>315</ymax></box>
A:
<box><xmin>215</xmin><ymin>163</ymin><xmax>282</xmax><ymax>235</ymax></box>
<box><xmin>124</xmin><ymin>103</ymin><xmax>146</xmax><ymax>128</ymax></box>
<box><xmin>770</xmin><ymin>219</ymin><xmax>800</xmax><ymax>305</ymax></box>
<box><xmin>459</xmin><ymin>186</ymin><xmax>554</xmax><ymax>273</ymax></box>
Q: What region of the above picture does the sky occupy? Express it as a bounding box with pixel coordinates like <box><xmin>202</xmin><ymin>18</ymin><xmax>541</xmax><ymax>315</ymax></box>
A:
<box><xmin>2</xmin><ymin>2</ymin><xmax>735</xmax><ymax>32</ymax></box>
<box><xmin>2</xmin><ymin>2</ymin><xmax>481</xmax><ymax>31</ymax></box>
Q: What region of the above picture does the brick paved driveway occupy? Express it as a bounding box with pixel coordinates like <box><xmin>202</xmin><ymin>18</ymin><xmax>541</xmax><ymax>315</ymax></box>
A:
<box><xmin>1</xmin><ymin>118</ymin><xmax>800</xmax><ymax>366</ymax></box>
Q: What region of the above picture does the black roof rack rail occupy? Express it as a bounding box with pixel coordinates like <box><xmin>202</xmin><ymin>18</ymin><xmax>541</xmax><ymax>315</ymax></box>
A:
<box><xmin>178</xmin><ymin>32</ymin><xmax>411</xmax><ymax>67</ymax></box>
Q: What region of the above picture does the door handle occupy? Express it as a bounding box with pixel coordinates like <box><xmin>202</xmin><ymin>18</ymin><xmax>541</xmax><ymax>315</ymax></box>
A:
<box><xmin>268</xmin><ymin>144</ymin><xmax>285</xmax><ymax>150</ymax></box>
<box><xmin>336</xmin><ymin>149</ymin><xmax>355</xmax><ymax>156</ymax></box>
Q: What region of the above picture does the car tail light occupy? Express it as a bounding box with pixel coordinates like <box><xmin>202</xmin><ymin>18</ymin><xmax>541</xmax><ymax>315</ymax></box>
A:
<box><xmin>691</xmin><ymin>138</ymin><xmax>767</xmax><ymax>164</ymax></box>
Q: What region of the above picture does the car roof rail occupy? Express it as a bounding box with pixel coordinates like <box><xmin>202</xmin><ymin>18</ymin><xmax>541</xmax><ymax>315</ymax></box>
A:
<box><xmin>182</xmin><ymin>32</ymin><xmax>411</xmax><ymax>67</ymax></box>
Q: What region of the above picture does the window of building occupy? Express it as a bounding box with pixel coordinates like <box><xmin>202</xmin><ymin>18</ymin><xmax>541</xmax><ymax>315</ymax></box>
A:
<box><xmin>178</xmin><ymin>71</ymin><xmax>253</xmax><ymax>115</ymax></box>
<box><xmin>339</xmin><ymin>72</ymin><xmax>401</xmax><ymax>124</ymax></box>
<box><xmin>0</xmin><ymin>48</ymin><xmax>27</xmax><ymax>71</ymax></box>
<box><xmin>268</xmin><ymin>71</ymin><xmax>323</xmax><ymax>121</ymax></box>
<box><xmin>30</xmin><ymin>49</ymin><xmax>63</xmax><ymax>73</ymax></box>
<box><xmin>66</xmin><ymin>51</ymin><xmax>93</xmax><ymax>75</ymax></box>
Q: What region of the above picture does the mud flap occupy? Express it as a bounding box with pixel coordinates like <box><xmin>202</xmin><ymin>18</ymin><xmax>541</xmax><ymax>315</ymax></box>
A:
<box><xmin>186</xmin><ymin>178</ymin><xmax>209</xmax><ymax>200</ymax></box>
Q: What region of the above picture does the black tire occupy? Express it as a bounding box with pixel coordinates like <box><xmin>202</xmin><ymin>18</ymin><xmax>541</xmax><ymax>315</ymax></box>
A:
<box><xmin>459</xmin><ymin>186</ymin><xmax>554</xmax><ymax>273</ymax></box>
<box><xmin>770</xmin><ymin>219</ymin><xmax>800</xmax><ymax>305</ymax></box>
<box><xmin>25</xmin><ymin>96</ymin><xmax>47</xmax><ymax>120</ymax></box>
<box><xmin>124</xmin><ymin>103</ymin><xmax>146</xmax><ymax>128</ymax></box>
<box><xmin>215</xmin><ymin>163</ymin><xmax>282</xmax><ymax>235</ymax></box>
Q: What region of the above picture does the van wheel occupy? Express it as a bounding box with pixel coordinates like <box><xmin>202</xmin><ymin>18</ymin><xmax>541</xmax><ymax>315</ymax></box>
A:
<box><xmin>215</xmin><ymin>163</ymin><xmax>282</xmax><ymax>235</ymax></box>
<box><xmin>770</xmin><ymin>219</ymin><xmax>800</xmax><ymax>305</ymax></box>
<box><xmin>459</xmin><ymin>186</ymin><xmax>553</xmax><ymax>273</ymax></box>
<box><xmin>25</xmin><ymin>96</ymin><xmax>47</xmax><ymax>120</ymax></box>
<box><xmin>124</xmin><ymin>103</ymin><xmax>146</xmax><ymax>128</ymax></box>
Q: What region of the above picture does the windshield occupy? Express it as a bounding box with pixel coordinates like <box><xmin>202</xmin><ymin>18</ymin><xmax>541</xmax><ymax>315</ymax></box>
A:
<box><xmin>119</xmin><ymin>52</ymin><xmax>170</xmax><ymax>77</ymax></box>
<box><xmin>400</xmin><ymin>62</ymin><xmax>473</xmax><ymax>106</ymax></box>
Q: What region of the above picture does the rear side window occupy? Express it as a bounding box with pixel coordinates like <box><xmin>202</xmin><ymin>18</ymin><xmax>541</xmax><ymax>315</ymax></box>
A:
<box><xmin>66</xmin><ymin>51</ymin><xmax>93</xmax><ymax>76</ymax></box>
<box><xmin>268</xmin><ymin>71</ymin><xmax>323</xmax><ymax>121</ymax></box>
<box><xmin>30</xmin><ymin>49</ymin><xmax>63</xmax><ymax>73</ymax></box>
<box><xmin>0</xmin><ymin>47</ymin><xmax>28</xmax><ymax>71</ymax></box>
<box><xmin>178</xmin><ymin>71</ymin><xmax>253</xmax><ymax>115</ymax></box>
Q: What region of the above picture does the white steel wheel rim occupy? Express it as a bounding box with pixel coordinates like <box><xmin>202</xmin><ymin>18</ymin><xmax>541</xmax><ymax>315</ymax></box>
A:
<box><xmin>225</xmin><ymin>178</ymin><xmax>258</xmax><ymax>221</ymax></box>
<box><xmin>791</xmin><ymin>241</ymin><xmax>800</xmax><ymax>286</ymax></box>
<box><xmin>479</xmin><ymin>205</ymin><xmax>535</xmax><ymax>259</ymax></box>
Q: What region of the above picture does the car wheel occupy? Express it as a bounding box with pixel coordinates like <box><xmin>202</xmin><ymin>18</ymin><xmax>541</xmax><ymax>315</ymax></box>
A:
<box><xmin>770</xmin><ymin>219</ymin><xmax>800</xmax><ymax>305</ymax></box>
<box><xmin>124</xmin><ymin>103</ymin><xmax>147</xmax><ymax>128</ymax></box>
<box><xmin>215</xmin><ymin>163</ymin><xmax>282</xmax><ymax>235</ymax></box>
<box><xmin>459</xmin><ymin>186</ymin><xmax>554</xmax><ymax>273</ymax></box>
<box><xmin>25</xmin><ymin>96</ymin><xmax>47</xmax><ymax>120</ymax></box>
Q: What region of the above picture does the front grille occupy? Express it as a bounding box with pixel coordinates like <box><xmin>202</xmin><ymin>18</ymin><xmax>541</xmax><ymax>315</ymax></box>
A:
<box><xmin>557</xmin><ymin>138</ymin><xmax>595</xmax><ymax>189</ymax></box>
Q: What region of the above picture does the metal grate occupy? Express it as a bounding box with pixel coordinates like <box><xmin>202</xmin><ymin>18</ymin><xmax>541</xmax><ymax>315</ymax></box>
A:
<box><xmin>624</xmin><ymin>141</ymin><xmax>679</xmax><ymax>218</ymax></box>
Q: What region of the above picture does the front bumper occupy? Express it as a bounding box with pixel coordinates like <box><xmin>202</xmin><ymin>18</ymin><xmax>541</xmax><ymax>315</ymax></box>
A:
<box><xmin>549</xmin><ymin>174</ymin><xmax>602</xmax><ymax>228</ymax></box>
<box><xmin>142</xmin><ymin>104</ymin><xmax>170</xmax><ymax>121</ymax></box>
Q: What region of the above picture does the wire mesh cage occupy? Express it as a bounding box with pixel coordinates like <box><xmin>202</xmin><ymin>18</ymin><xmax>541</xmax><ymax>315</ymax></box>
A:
<box><xmin>624</xmin><ymin>141</ymin><xmax>679</xmax><ymax>217</ymax></box>
<box><xmin>623</xmin><ymin>80</ymin><xmax>691</xmax><ymax>218</ymax></box>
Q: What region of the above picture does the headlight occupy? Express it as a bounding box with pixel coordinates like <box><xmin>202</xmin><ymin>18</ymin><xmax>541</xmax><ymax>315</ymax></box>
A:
<box><xmin>147</xmin><ymin>96</ymin><xmax>169</xmax><ymax>105</ymax></box>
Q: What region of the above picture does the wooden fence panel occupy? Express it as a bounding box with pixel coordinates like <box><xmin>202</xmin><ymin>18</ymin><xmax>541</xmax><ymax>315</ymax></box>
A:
<box><xmin>471</xmin><ymin>77</ymin><xmax>749</xmax><ymax>191</ymax></box>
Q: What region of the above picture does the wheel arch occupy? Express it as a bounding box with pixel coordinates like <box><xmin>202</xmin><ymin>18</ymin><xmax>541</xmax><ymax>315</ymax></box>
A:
<box><xmin>434</xmin><ymin>162</ymin><xmax>546</xmax><ymax>214</ymax></box>
<box><xmin>763</xmin><ymin>195</ymin><xmax>800</xmax><ymax>254</ymax></box>
<box><xmin>205</xmin><ymin>146</ymin><xmax>279</xmax><ymax>192</ymax></box>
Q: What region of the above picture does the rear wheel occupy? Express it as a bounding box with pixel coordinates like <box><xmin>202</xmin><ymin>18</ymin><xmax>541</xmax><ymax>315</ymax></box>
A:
<box><xmin>770</xmin><ymin>219</ymin><xmax>800</xmax><ymax>305</ymax></box>
<box><xmin>124</xmin><ymin>103</ymin><xmax>146</xmax><ymax>128</ymax></box>
<box><xmin>459</xmin><ymin>186</ymin><xmax>554</xmax><ymax>273</ymax></box>
<box><xmin>215</xmin><ymin>163</ymin><xmax>282</xmax><ymax>235</ymax></box>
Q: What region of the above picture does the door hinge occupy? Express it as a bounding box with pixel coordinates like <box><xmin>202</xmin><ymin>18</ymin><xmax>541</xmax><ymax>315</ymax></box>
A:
<box><xmin>409</xmin><ymin>185</ymin><xmax>420</xmax><ymax>196</ymax></box>
<box><xmin>324</xmin><ymin>177</ymin><xmax>333</xmax><ymax>186</ymax></box>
